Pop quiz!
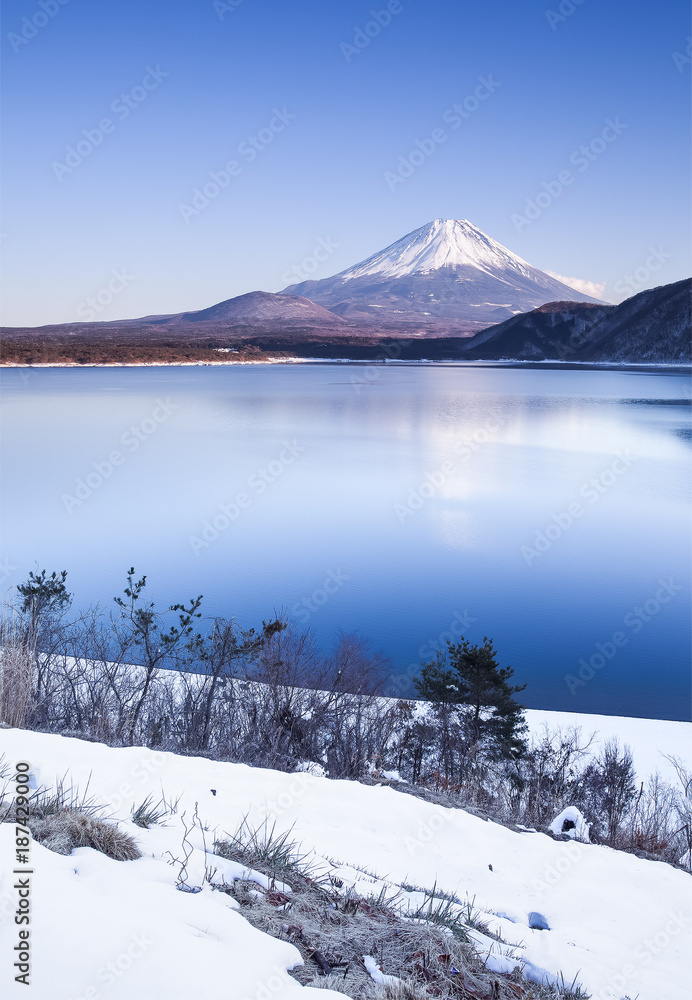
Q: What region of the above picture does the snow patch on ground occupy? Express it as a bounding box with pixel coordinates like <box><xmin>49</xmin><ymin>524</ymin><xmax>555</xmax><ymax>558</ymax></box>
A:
<box><xmin>0</xmin><ymin>824</ymin><xmax>342</xmax><ymax>1000</ymax></box>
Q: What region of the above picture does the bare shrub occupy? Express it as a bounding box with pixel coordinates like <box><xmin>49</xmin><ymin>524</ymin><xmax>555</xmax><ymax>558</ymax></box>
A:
<box><xmin>579</xmin><ymin>738</ymin><xmax>637</xmax><ymax>845</ymax></box>
<box><xmin>665</xmin><ymin>756</ymin><xmax>692</xmax><ymax>868</ymax></box>
<box><xmin>616</xmin><ymin>768</ymin><xmax>691</xmax><ymax>867</ymax></box>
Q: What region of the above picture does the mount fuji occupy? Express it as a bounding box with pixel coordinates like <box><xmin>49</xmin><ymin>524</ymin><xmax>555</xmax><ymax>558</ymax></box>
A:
<box><xmin>282</xmin><ymin>219</ymin><xmax>605</xmax><ymax>334</ymax></box>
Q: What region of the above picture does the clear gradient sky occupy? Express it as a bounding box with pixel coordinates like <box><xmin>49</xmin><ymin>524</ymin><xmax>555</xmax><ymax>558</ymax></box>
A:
<box><xmin>1</xmin><ymin>0</ymin><xmax>690</xmax><ymax>327</ymax></box>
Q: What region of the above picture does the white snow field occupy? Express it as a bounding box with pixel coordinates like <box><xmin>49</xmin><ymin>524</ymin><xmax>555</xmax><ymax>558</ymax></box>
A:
<box><xmin>1</xmin><ymin>725</ymin><xmax>690</xmax><ymax>1000</ymax></box>
<box><xmin>523</xmin><ymin>708</ymin><xmax>691</xmax><ymax>785</ymax></box>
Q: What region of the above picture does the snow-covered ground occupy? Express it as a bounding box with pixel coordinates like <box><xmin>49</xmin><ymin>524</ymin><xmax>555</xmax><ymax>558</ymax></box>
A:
<box><xmin>523</xmin><ymin>708</ymin><xmax>691</xmax><ymax>784</ymax></box>
<box><xmin>1</xmin><ymin>727</ymin><xmax>690</xmax><ymax>1000</ymax></box>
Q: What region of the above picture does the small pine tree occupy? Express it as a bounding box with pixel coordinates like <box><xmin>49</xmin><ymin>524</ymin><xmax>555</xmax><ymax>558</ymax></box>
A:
<box><xmin>414</xmin><ymin>635</ymin><xmax>527</xmax><ymax>763</ymax></box>
<box><xmin>17</xmin><ymin>569</ymin><xmax>71</xmax><ymax>635</ymax></box>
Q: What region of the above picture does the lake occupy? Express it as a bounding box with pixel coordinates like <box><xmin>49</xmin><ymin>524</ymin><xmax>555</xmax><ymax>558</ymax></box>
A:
<box><xmin>1</xmin><ymin>363</ymin><xmax>690</xmax><ymax>721</ymax></box>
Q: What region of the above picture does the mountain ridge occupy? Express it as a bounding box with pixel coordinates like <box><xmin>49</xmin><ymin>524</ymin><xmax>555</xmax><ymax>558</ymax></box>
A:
<box><xmin>281</xmin><ymin>218</ymin><xmax>605</xmax><ymax>331</ymax></box>
<box><xmin>460</xmin><ymin>278</ymin><xmax>691</xmax><ymax>363</ymax></box>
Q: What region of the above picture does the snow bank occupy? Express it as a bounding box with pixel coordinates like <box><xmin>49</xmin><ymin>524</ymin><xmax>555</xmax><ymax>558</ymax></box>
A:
<box><xmin>1</xmin><ymin>728</ymin><xmax>690</xmax><ymax>1000</ymax></box>
<box><xmin>0</xmin><ymin>823</ymin><xmax>342</xmax><ymax>1000</ymax></box>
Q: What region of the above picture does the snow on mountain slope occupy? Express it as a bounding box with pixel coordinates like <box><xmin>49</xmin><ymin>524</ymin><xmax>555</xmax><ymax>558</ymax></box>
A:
<box><xmin>281</xmin><ymin>220</ymin><xmax>605</xmax><ymax>332</ymax></box>
<box><xmin>338</xmin><ymin>219</ymin><xmax>537</xmax><ymax>282</ymax></box>
<box><xmin>1</xmin><ymin>728</ymin><xmax>690</xmax><ymax>1000</ymax></box>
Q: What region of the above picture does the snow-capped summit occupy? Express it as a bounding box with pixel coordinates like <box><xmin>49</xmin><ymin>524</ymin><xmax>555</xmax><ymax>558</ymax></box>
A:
<box><xmin>282</xmin><ymin>219</ymin><xmax>605</xmax><ymax>334</ymax></box>
<box><xmin>338</xmin><ymin>218</ymin><xmax>535</xmax><ymax>282</ymax></box>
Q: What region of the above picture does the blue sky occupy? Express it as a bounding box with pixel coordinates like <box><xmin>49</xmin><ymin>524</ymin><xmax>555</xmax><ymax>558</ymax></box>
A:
<box><xmin>1</xmin><ymin>0</ymin><xmax>690</xmax><ymax>326</ymax></box>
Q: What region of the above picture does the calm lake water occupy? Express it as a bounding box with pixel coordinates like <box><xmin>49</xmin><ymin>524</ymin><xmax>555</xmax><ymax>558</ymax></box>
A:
<box><xmin>1</xmin><ymin>363</ymin><xmax>690</xmax><ymax>720</ymax></box>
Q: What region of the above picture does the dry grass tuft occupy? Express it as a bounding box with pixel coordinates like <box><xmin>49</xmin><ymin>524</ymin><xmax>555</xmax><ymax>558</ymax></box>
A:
<box><xmin>30</xmin><ymin>809</ymin><xmax>141</xmax><ymax>860</ymax></box>
<box><xmin>214</xmin><ymin>815</ymin><xmax>329</xmax><ymax>888</ymax></box>
<box><xmin>1</xmin><ymin>771</ymin><xmax>141</xmax><ymax>862</ymax></box>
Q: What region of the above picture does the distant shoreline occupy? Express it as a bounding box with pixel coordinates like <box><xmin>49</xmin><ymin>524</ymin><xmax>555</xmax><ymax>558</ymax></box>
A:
<box><xmin>0</xmin><ymin>358</ymin><xmax>303</xmax><ymax>368</ymax></box>
<box><xmin>1</xmin><ymin>358</ymin><xmax>690</xmax><ymax>373</ymax></box>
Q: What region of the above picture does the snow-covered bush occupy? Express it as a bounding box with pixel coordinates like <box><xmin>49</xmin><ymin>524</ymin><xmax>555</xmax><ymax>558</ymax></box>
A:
<box><xmin>549</xmin><ymin>806</ymin><xmax>590</xmax><ymax>842</ymax></box>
